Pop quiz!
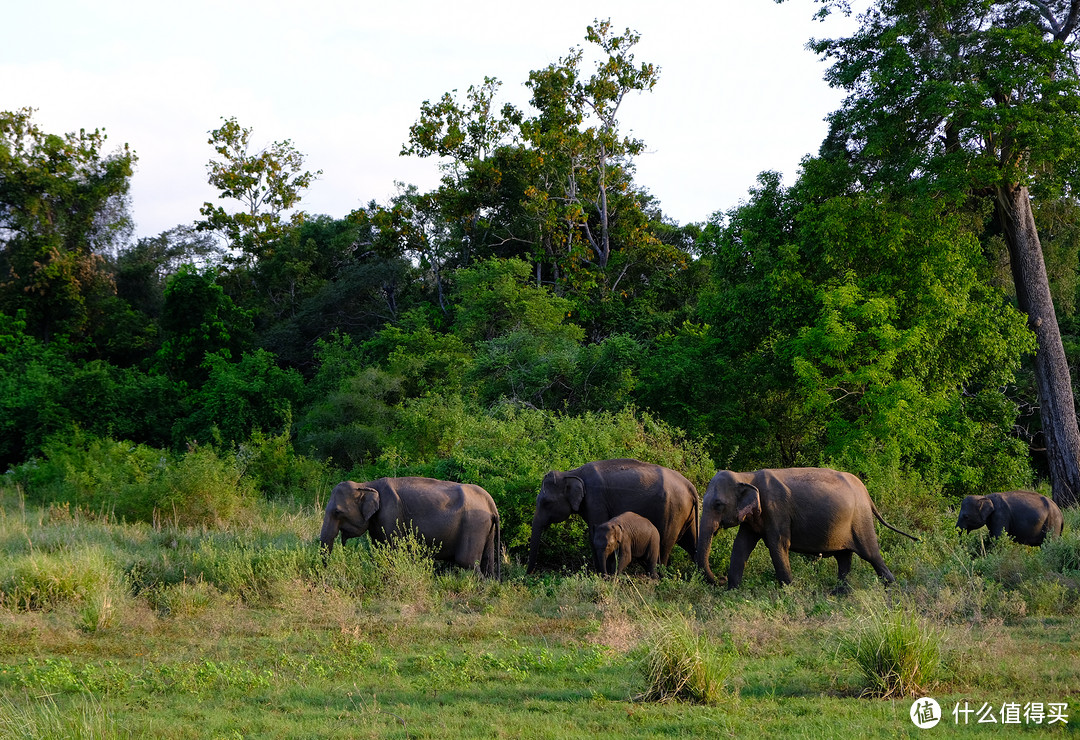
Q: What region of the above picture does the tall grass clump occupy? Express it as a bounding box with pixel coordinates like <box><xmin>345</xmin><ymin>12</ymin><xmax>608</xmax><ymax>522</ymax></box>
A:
<box><xmin>636</xmin><ymin>609</ymin><xmax>734</xmax><ymax>705</ymax></box>
<box><xmin>0</xmin><ymin>694</ymin><xmax>129</xmax><ymax>740</ymax></box>
<box><xmin>0</xmin><ymin>545</ymin><xmax>124</xmax><ymax>630</ymax></box>
<box><xmin>840</xmin><ymin>604</ymin><xmax>942</xmax><ymax>698</ymax></box>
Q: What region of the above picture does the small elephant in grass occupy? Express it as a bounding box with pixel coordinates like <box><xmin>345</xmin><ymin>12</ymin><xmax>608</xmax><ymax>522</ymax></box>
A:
<box><xmin>320</xmin><ymin>477</ymin><xmax>501</xmax><ymax>577</ymax></box>
<box><xmin>697</xmin><ymin>467</ymin><xmax>920</xmax><ymax>590</ymax></box>
<box><xmin>956</xmin><ymin>491</ymin><xmax>1064</xmax><ymax>547</ymax></box>
<box><xmin>593</xmin><ymin>512</ymin><xmax>661</xmax><ymax>577</ymax></box>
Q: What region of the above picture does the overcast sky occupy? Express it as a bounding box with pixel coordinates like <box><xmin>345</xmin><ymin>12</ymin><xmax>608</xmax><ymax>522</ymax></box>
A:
<box><xmin>2</xmin><ymin>1</ymin><xmax>858</xmax><ymax>239</ymax></box>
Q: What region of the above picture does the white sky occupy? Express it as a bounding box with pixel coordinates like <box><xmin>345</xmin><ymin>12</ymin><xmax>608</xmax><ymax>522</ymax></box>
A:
<box><xmin>2</xmin><ymin>1</ymin><xmax>856</xmax><ymax>239</ymax></box>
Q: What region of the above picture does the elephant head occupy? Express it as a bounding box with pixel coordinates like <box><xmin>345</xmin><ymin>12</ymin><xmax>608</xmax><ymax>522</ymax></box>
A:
<box><xmin>594</xmin><ymin>520</ymin><xmax>626</xmax><ymax>575</ymax></box>
<box><xmin>956</xmin><ymin>494</ymin><xmax>993</xmax><ymax>533</ymax></box>
<box><xmin>320</xmin><ymin>481</ymin><xmax>380</xmax><ymax>555</ymax></box>
<box><xmin>696</xmin><ymin>471</ymin><xmax>762</xmax><ymax>584</ymax></box>
<box><xmin>526</xmin><ymin>471</ymin><xmax>585</xmax><ymax>572</ymax></box>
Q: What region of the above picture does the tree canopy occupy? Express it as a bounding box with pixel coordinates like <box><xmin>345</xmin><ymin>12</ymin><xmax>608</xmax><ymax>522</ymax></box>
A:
<box><xmin>2</xmin><ymin>15</ymin><xmax>1078</xmax><ymax>523</ymax></box>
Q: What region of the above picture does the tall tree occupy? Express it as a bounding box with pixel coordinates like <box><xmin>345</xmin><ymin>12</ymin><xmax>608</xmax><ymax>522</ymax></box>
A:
<box><xmin>803</xmin><ymin>0</ymin><xmax>1080</xmax><ymax>506</ymax></box>
<box><xmin>198</xmin><ymin>117</ymin><xmax>321</xmax><ymax>267</ymax></box>
<box><xmin>522</xmin><ymin>20</ymin><xmax>659</xmax><ymax>273</ymax></box>
<box><xmin>0</xmin><ymin>108</ymin><xmax>135</xmax><ymax>346</ymax></box>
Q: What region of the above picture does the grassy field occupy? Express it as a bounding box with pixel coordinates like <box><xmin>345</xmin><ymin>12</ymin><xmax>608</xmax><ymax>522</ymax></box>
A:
<box><xmin>0</xmin><ymin>484</ymin><xmax>1078</xmax><ymax>739</ymax></box>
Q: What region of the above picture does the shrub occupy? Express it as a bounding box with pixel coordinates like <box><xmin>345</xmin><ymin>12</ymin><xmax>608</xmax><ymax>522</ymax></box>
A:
<box><xmin>363</xmin><ymin>528</ymin><xmax>439</xmax><ymax>608</ymax></box>
<box><xmin>10</xmin><ymin>431</ymin><xmax>165</xmax><ymax>520</ymax></box>
<box><xmin>636</xmin><ymin>609</ymin><xmax>734</xmax><ymax>705</ymax></box>
<box><xmin>155</xmin><ymin>444</ymin><xmax>255</xmax><ymax>528</ymax></box>
<box><xmin>839</xmin><ymin>603</ymin><xmax>942</xmax><ymax>698</ymax></box>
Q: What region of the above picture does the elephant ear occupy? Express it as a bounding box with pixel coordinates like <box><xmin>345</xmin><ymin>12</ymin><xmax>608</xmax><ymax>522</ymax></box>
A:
<box><xmin>736</xmin><ymin>483</ymin><xmax>762</xmax><ymax>523</ymax></box>
<box><xmin>566</xmin><ymin>475</ymin><xmax>586</xmax><ymax>512</ymax></box>
<box><xmin>358</xmin><ymin>487</ymin><xmax>381</xmax><ymax>521</ymax></box>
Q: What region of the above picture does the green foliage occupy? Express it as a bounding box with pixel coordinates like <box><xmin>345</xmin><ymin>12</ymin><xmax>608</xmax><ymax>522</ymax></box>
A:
<box><xmin>156</xmin><ymin>266</ymin><xmax>253</xmax><ymax>383</ymax></box>
<box><xmin>686</xmin><ymin>171</ymin><xmax>1035</xmax><ymax>489</ymax></box>
<box><xmin>363</xmin><ymin>528</ymin><xmax>439</xmax><ymax>607</ymax></box>
<box><xmin>8</xmin><ymin>431</ymin><xmax>254</xmax><ymax>528</ymax></box>
<box><xmin>174</xmin><ymin>348</ymin><xmax>305</xmax><ymax>448</ymax></box>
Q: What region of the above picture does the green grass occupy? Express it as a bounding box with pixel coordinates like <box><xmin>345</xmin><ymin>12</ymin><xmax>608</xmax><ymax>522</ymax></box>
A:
<box><xmin>0</xmin><ymin>487</ymin><xmax>1078</xmax><ymax>738</ymax></box>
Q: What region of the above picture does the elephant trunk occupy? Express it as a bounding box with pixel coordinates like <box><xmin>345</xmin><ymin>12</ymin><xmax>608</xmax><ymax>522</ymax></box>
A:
<box><xmin>319</xmin><ymin>515</ymin><xmax>339</xmax><ymax>562</ymax></box>
<box><xmin>697</xmin><ymin>514</ymin><xmax>720</xmax><ymax>585</ymax></box>
<box><xmin>527</xmin><ymin>512</ymin><xmax>548</xmax><ymax>574</ymax></box>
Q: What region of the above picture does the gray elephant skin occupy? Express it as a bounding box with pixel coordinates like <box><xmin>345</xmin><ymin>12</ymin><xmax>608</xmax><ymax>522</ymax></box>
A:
<box><xmin>697</xmin><ymin>467</ymin><xmax>918</xmax><ymax>589</ymax></box>
<box><xmin>527</xmin><ymin>458</ymin><xmax>698</xmax><ymax>574</ymax></box>
<box><xmin>593</xmin><ymin>511</ymin><xmax>661</xmax><ymax>577</ymax></box>
<box><xmin>956</xmin><ymin>490</ymin><xmax>1064</xmax><ymax>546</ymax></box>
<box><xmin>320</xmin><ymin>477</ymin><xmax>501</xmax><ymax>577</ymax></box>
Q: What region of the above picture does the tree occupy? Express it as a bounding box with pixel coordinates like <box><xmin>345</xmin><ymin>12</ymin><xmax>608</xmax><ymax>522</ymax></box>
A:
<box><xmin>521</xmin><ymin>20</ymin><xmax>659</xmax><ymax>274</ymax></box>
<box><xmin>804</xmin><ymin>0</ymin><xmax>1080</xmax><ymax>506</ymax></box>
<box><xmin>198</xmin><ymin>117</ymin><xmax>321</xmax><ymax>266</ymax></box>
<box><xmin>0</xmin><ymin>108</ymin><xmax>135</xmax><ymax>346</ymax></box>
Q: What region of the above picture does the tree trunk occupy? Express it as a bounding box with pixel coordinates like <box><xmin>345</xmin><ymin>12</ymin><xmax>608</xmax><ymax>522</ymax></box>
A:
<box><xmin>997</xmin><ymin>183</ymin><xmax>1080</xmax><ymax>508</ymax></box>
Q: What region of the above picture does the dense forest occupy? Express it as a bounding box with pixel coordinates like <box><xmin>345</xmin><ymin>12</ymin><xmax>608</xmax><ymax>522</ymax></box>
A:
<box><xmin>5</xmin><ymin>4</ymin><xmax>1080</xmax><ymax>562</ymax></box>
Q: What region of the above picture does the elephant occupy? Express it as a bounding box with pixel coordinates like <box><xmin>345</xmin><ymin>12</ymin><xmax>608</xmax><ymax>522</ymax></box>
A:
<box><xmin>956</xmin><ymin>490</ymin><xmax>1064</xmax><ymax>546</ymax></box>
<box><xmin>697</xmin><ymin>467</ymin><xmax>919</xmax><ymax>590</ymax></box>
<box><xmin>593</xmin><ymin>512</ymin><xmax>661</xmax><ymax>577</ymax></box>
<box><xmin>526</xmin><ymin>458</ymin><xmax>698</xmax><ymax>574</ymax></box>
<box><xmin>320</xmin><ymin>477</ymin><xmax>501</xmax><ymax>577</ymax></box>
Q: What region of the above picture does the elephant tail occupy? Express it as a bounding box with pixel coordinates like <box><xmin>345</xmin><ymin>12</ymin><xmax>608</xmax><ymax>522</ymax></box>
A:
<box><xmin>495</xmin><ymin>513</ymin><xmax>502</xmax><ymax>581</ymax></box>
<box><xmin>485</xmin><ymin>512</ymin><xmax>502</xmax><ymax>580</ymax></box>
<box><xmin>871</xmin><ymin>502</ymin><xmax>920</xmax><ymax>542</ymax></box>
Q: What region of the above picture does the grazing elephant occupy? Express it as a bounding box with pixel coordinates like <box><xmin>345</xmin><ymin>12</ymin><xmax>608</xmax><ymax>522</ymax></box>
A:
<box><xmin>320</xmin><ymin>477</ymin><xmax>501</xmax><ymax>577</ymax></box>
<box><xmin>697</xmin><ymin>468</ymin><xmax>919</xmax><ymax>589</ymax></box>
<box><xmin>526</xmin><ymin>458</ymin><xmax>698</xmax><ymax>574</ymax></box>
<box><xmin>956</xmin><ymin>491</ymin><xmax>1064</xmax><ymax>546</ymax></box>
<box><xmin>593</xmin><ymin>512</ymin><xmax>661</xmax><ymax>577</ymax></box>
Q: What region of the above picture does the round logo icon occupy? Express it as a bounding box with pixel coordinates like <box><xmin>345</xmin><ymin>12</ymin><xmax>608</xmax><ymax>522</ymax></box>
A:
<box><xmin>910</xmin><ymin>697</ymin><xmax>942</xmax><ymax>729</ymax></box>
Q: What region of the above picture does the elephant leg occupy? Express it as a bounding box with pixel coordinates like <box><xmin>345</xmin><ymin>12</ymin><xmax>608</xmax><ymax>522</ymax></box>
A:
<box><xmin>765</xmin><ymin>537</ymin><xmax>794</xmax><ymax>585</ymax></box>
<box><xmin>727</xmin><ymin>527</ymin><xmax>760</xmax><ymax>589</ymax></box>
<box><xmin>857</xmin><ymin>548</ymin><xmax>896</xmax><ymax>585</ymax></box>
<box><xmin>677</xmin><ymin>521</ymin><xmax>697</xmax><ymax>563</ymax></box>
<box><xmin>832</xmin><ymin>551</ymin><xmax>853</xmax><ymax>595</ymax></box>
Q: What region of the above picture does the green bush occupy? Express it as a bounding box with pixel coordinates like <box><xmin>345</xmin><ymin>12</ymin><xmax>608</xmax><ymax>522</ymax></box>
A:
<box><xmin>10</xmin><ymin>432</ymin><xmax>256</xmax><ymax>528</ymax></box>
<box><xmin>10</xmin><ymin>431</ymin><xmax>165</xmax><ymax>520</ymax></box>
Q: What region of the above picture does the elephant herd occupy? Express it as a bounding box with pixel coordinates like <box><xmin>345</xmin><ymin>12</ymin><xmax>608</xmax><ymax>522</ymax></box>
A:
<box><xmin>319</xmin><ymin>458</ymin><xmax>1065</xmax><ymax>586</ymax></box>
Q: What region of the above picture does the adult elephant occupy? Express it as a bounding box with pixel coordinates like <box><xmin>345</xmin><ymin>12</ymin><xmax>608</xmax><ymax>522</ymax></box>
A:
<box><xmin>526</xmin><ymin>458</ymin><xmax>698</xmax><ymax>574</ymax></box>
<box><xmin>697</xmin><ymin>468</ymin><xmax>918</xmax><ymax>589</ymax></box>
<box><xmin>956</xmin><ymin>490</ymin><xmax>1064</xmax><ymax>546</ymax></box>
<box><xmin>320</xmin><ymin>477</ymin><xmax>500</xmax><ymax>577</ymax></box>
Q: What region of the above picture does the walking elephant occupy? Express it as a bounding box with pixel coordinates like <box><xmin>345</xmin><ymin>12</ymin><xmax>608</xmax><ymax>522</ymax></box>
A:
<box><xmin>593</xmin><ymin>512</ymin><xmax>661</xmax><ymax>577</ymax></box>
<box><xmin>956</xmin><ymin>491</ymin><xmax>1064</xmax><ymax>546</ymax></box>
<box><xmin>320</xmin><ymin>477</ymin><xmax>501</xmax><ymax>577</ymax></box>
<box><xmin>697</xmin><ymin>468</ymin><xmax>918</xmax><ymax>589</ymax></box>
<box><xmin>526</xmin><ymin>458</ymin><xmax>698</xmax><ymax>574</ymax></box>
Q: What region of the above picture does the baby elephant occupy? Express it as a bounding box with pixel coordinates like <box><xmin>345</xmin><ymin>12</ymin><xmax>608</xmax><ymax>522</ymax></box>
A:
<box><xmin>593</xmin><ymin>512</ymin><xmax>661</xmax><ymax>577</ymax></box>
<box><xmin>956</xmin><ymin>491</ymin><xmax>1064</xmax><ymax>546</ymax></box>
